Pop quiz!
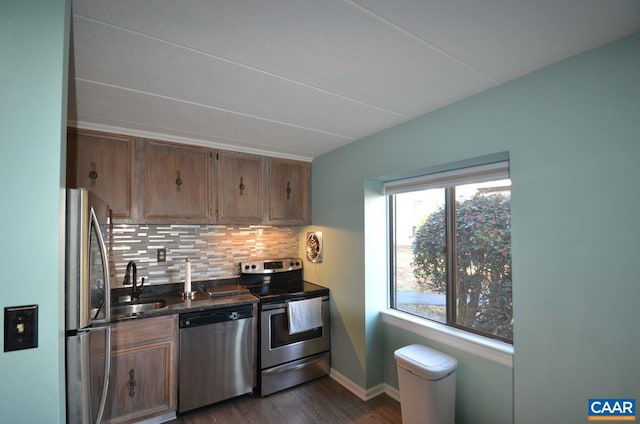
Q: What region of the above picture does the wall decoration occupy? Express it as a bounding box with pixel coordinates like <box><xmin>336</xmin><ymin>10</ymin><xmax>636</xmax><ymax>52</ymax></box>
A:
<box><xmin>306</xmin><ymin>231</ymin><xmax>323</xmax><ymax>263</ymax></box>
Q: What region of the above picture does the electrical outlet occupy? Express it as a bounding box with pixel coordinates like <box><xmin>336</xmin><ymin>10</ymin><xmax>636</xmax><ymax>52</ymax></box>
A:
<box><xmin>4</xmin><ymin>305</ymin><xmax>38</xmax><ymax>352</ymax></box>
<box><xmin>157</xmin><ymin>248</ymin><xmax>166</xmax><ymax>262</ymax></box>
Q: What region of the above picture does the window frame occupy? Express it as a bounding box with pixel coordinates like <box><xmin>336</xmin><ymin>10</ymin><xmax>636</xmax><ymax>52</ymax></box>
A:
<box><xmin>386</xmin><ymin>161</ymin><xmax>512</xmax><ymax>344</ymax></box>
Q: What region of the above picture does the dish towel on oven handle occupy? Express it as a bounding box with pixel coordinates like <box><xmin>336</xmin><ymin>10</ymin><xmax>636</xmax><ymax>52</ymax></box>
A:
<box><xmin>288</xmin><ymin>297</ymin><xmax>323</xmax><ymax>335</ymax></box>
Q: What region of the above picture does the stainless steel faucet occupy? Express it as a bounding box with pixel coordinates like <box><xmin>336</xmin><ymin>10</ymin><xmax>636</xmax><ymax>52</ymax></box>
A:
<box><xmin>123</xmin><ymin>261</ymin><xmax>144</xmax><ymax>301</ymax></box>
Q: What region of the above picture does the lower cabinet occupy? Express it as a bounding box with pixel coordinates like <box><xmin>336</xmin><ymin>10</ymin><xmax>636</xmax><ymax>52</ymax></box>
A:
<box><xmin>103</xmin><ymin>314</ymin><xmax>178</xmax><ymax>424</ymax></box>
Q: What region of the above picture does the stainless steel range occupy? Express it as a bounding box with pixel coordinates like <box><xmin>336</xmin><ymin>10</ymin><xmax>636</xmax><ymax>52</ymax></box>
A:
<box><xmin>240</xmin><ymin>258</ymin><xmax>330</xmax><ymax>396</ymax></box>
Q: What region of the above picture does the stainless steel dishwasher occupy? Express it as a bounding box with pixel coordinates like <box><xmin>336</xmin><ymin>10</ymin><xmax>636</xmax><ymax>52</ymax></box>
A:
<box><xmin>178</xmin><ymin>304</ymin><xmax>254</xmax><ymax>413</ymax></box>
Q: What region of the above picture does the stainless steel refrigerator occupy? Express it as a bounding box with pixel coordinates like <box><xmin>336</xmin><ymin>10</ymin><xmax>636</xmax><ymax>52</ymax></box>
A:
<box><xmin>65</xmin><ymin>189</ymin><xmax>112</xmax><ymax>424</ymax></box>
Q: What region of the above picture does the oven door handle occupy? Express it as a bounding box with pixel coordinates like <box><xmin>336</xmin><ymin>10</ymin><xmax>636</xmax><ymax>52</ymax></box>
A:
<box><xmin>262</xmin><ymin>354</ymin><xmax>328</xmax><ymax>375</ymax></box>
<box><xmin>261</xmin><ymin>296</ymin><xmax>329</xmax><ymax>311</ymax></box>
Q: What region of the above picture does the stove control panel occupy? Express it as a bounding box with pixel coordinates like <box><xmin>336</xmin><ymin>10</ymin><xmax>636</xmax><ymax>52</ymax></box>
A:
<box><xmin>240</xmin><ymin>258</ymin><xmax>303</xmax><ymax>274</ymax></box>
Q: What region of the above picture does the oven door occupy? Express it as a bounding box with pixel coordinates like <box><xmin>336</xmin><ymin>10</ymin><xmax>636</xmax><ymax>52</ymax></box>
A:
<box><xmin>260</xmin><ymin>296</ymin><xmax>330</xmax><ymax>369</ymax></box>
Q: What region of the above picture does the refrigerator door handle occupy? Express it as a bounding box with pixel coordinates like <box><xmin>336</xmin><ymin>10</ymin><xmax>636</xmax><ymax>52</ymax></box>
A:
<box><xmin>95</xmin><ymin>327</ymin><xmax>111</xmax><ymax>424</ymax></box>
<box><xmin>90</xmin><ymin>207</ymin><xmax>111</xmax><ymax>323</ymax></box>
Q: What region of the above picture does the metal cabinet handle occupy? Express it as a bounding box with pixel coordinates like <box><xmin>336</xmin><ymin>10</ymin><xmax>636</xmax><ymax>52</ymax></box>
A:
<box><xmin>286</xmin><ymin>181</ymin><xmax>292</xmax><ymax>200</ymax></box>
<box><xmin>176</xmin><ymin>171</ymin><xmax>183</xmax><ymax>191</ymax></box>
<box><xmin>239</xmin><ymin>176</ymin><xmax>245</xmax><ymax>195</ymax></box>
<box><xmin>89</xmin><ymin>162</ymin><xmax>98</xmax><ymax>182</ymax></box>
<box><xmin>128</xmin><ymin>369</ymin><xmax>136</xmax><ymax>397</ymax></box>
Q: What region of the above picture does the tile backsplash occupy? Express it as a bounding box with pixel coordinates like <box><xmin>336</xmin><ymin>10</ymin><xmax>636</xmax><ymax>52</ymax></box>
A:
<box><xmin>109</xmin><ymin>224</ymin><xmax>299</xmax><ymax>287</ymax></box>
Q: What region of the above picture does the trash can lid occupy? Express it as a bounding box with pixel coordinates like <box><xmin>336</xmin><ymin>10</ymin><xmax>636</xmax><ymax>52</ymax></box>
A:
<box><xmin>394</xmin><ymin>344</ymin><xmax>458</xmax><ymax>380</ymax></box>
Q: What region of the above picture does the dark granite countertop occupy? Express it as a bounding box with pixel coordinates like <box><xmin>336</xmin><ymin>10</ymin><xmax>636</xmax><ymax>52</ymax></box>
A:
<box><xmin>110</xmin><ymin>279</ymin><xmax>258</xmax><ymax>322</ymax></box>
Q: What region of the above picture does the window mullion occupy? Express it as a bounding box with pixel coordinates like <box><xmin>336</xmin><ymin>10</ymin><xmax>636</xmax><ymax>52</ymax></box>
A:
<box><xmin>388</xmin><ymin>196</ymin><xmax>397</xmax><ymax>308</ymax></box>
<box><xmin>445</xmin><ymin>187</ymin><xmax>457</xmax><ymax>325</ymax></box>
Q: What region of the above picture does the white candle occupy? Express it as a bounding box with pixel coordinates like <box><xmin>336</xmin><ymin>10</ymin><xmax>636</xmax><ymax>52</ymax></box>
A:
<box><xmin>185</xmin><ymin>258</ymin><xmax>192</xmax><ymax>293</ymax></box>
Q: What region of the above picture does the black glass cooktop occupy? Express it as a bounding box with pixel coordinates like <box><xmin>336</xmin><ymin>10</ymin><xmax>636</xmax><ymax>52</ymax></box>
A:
<box><xmin>247</xmin><ymin>281</ymin><xmax>329</xmax><ymax>302</ymax></box>
<box><xmin>240</xmin><ymin>268</ymin><xmax>328</xmax><ymax>303</ymax></box>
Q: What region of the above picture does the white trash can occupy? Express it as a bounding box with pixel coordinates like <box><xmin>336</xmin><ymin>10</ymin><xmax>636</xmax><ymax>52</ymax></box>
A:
<box><xmin>394</xmin><ymin>344</ymin><xmax>458</xmax><ymax>424</ymax></box>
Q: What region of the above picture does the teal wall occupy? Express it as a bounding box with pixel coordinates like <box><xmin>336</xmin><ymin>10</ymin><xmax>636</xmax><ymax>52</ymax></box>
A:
<box><xmin>385</xmin><ymin>327</ymin><xmax>513</xmax><ymax>424</ymax></box>
<box><xmin>306</xmin><ymin>32</ymin><xmax>640</xmax><ymax>423</ymax></box>
<box><xmin>0</xmin><ymin>3</ymin><xmax>636</xmax><ymax>422</ymax></box>
<box><xmin>0</xmin><ymin>1</ymin><xmax>69</xmax><ymax>423</ymax></box>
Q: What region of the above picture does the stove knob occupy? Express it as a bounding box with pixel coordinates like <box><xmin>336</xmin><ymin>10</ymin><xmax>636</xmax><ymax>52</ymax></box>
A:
<box><xmin>244</xmin><ymin>265</ymin><xmax>250</xmax><ymax>270</ymax></box>
<box><xmin>295</xmin><ymin>261</ymin><xmax>300</xmax><ymax>266</ymax></box>
<box><xmin>290</xmin><ymin>262</ymin><xmax>294</xmax><ymax>267</ymax></box>
<box><xmin>251</xmin><ymin>264</ymin><xmax>256</xmax><ymax>269</ymax></box>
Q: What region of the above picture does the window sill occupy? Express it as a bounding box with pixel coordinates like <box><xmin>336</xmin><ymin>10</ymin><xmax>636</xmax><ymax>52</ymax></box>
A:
<box><xmin>381</xmin><ymin>309</ymin><xmax>513</xmax><ymax>368</ymax></box>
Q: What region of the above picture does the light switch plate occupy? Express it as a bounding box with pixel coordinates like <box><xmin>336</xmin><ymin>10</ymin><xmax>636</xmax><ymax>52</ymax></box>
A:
<box><xmin>4</xmin><ymin>305</ymin><xmax>38</xmax><ymax>352</ymax></box>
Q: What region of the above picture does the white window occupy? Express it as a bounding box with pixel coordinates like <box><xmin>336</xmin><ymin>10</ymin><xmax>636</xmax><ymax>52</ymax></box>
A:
<box><xmin>386</xmin><ymin>161</ymin><xmax>512</xmax><ymax>343</ymax></box>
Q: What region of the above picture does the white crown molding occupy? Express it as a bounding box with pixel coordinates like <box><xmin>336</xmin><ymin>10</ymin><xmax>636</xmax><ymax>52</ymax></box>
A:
<box><xmin>67</xmin><ymin>120</ymin><xmax>313</xmax><ymax>163</ymax></box>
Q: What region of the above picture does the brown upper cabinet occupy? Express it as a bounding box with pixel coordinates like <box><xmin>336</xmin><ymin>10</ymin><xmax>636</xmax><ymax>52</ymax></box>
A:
<box><xmin>67</xmin><ymin>129</ymin><xmax>135</xmax><ymax>220</ymax></box>
<box><xmin>66</xmin><ymin>129</ymin><xmax>310</xmax><ymax>225</ymax></box>
<box><xmin>216</xmin><ymin>150</ymin><xmax>265</xmax><ymax>224</ymax></box>
<box><xmin>268</xmin><ymin>158</ymin><xmax>310</xmax><ymax>225</ymax></box>
<box><xmin>143</xmin><ymin>141</ymin><xmax>213</xmax><ymax>223</ymax></box>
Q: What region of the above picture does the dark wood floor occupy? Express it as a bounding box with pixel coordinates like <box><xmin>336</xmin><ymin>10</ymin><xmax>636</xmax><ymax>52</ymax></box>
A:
<box><xmin>171</xmin><ymin>376</ymin><xmax>401</xmax><ymax>424</ymax></box>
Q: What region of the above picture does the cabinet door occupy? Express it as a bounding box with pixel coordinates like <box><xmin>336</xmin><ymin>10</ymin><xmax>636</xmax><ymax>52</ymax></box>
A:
<box><xmin>144</xmin><ymin>141</ymin><xmax>211</xmax><ymax>222</ymax></box>
<box><xmin>268</xmin><ymin>158</ymin><xmax>310</xmax><ymax>225</ymax></box>
<box><xmin>217</xmin><ymin>151</ymin><xmax>264</xmax><ymax>223</ymax></box>
<box><xmin>103</xmin><ymin>315</ymin><xmax>177</xmax><ymax>424</ymax></box>
<box><xmin>67</xmin><ymin>129</ymin><xmax>133</xmax><ymax>220</ymax></box>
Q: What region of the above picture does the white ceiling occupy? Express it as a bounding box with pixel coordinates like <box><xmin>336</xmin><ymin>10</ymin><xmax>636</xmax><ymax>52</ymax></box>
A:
<box><xmin>68</xmin><ymin>0</ymin><xmax>640</xmax><ymax>161</ymax></box>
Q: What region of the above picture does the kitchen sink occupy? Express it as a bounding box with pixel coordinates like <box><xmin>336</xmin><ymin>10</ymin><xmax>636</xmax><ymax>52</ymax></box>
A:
<box><xmin>111</xmin><ymin>299</ymin><xmax>168</xmax><ymax>317</ymax></box>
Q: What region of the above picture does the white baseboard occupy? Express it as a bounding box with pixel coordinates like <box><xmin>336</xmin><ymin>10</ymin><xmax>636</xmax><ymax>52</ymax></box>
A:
<box><xmin>329</xmin><ymin>368</ymin><xmax>400</xmax><ymax>402</ymax></box>
<box><xmin>383</xmin><ymin>383</ymin><xmax>400</xmax><ymax>402</ymax></box>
